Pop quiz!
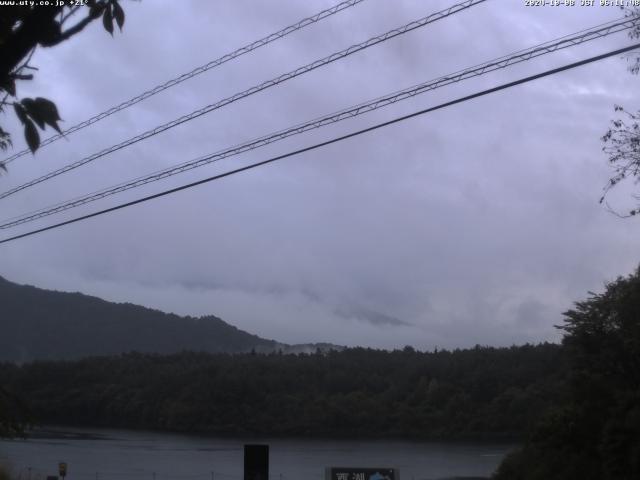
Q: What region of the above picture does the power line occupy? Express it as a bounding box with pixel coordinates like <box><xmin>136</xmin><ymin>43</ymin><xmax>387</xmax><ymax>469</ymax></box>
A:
<box><xmin>1</xmin><ymin>16</ymin><xmax>636</xmax><ymax>230</ymax></box>
<box><xmin>0</xmin><ymin>0</ymin><xmax>486</xmax><ymax>200</ymax></box>
<box><xmin>1</xmin><ymin>16</ymin><xmax>633</xmax><ymax>228</ymax></box>
<box><xmin>0</xmin><ymin>0</ymin><xmax>368</xmax><ymax>167</ymax></box>
<box><xmin>1</xmin><ymin>42</ymin><xmax>637</xmax><ymax>246</ymax></box>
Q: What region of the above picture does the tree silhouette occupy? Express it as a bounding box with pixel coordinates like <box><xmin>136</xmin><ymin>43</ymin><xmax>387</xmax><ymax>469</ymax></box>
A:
<box><xmin>0</xmin><ymin>0</ymin><xmax>126</xmax><ymax>168</ymax></box>
<box><xmin>600</xmin><ymin>7</ymin><xmax>640</xmax><ymax>217</ymax></box>
<box><xmin>494</xmin><ymin>267</ymin><xmax>640</xmax><ymax>480</ymax></box>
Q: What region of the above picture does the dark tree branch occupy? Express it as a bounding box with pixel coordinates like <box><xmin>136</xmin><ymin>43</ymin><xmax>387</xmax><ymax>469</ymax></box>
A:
<box><xmin>60</xmin><ymin>5</ymin><xmax>82</xmax><ymax>25</ymax></box>
<box><xmin>0</xmin><ymin>1</ymin><xmax>121</xmax><ymax>158</ymax></box>
<box><xmin>57</xmin><ymin>10</ymin><xmax>103</xmax><ymax>43</ymax></box>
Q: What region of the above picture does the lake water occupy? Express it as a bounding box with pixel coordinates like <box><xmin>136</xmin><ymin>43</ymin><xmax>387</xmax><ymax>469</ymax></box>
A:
<box><xmin>0</xmin><ymin>427</ymin><xmax>514</xmax><ymax>480</ymax></box>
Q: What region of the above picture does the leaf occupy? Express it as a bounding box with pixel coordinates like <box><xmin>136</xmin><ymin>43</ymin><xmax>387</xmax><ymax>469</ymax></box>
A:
<box><xmin>13</xmin><ymin>103</ymin><xmax>28</xmax><ymax>125</ymax></box>
<box><xmin>21</xmin><ymin>98</ymin><xmax>45</xmax><ymax>129</ymax></box>
<box><xmin>21</xmin><ymin>97</ymin><xmax>63</xmax><ymax>133</ymax></box>
<box><xmin>33</xmin><ymin>97</ymin><xmax>62</xmax><ymax>133</ymax></box>
<box><xmin>0</xmin><ymin>126</ymin><xmax>11</xmax><ymax>152</ymax></box>
<box><xmin>103</xmin><ymin>5</ymin><xmax>114</xmax><ymax>35</ymax></box>
<box><xmin>33</xmin><ymin>98</ymin><xmax>61</xmax><ymax>121</ymax></box>
<box><xmin>24</xmin><ymin>119</ymin><xmax>40</xmax><ymax>154</ymax></box>
<box><xmin>89</xmin><ymin>1</ymin><xmax>103</xmax><ymax>18</ymax></box>
<box><xmin>112</xmin><ymin>1</ymin><xmax>125</xmax><ymax>30</ymax></box>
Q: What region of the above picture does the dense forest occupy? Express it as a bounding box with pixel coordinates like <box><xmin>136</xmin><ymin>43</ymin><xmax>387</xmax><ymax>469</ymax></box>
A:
<box><xmin>2</xmin><ymin>268</ymin><xmax>639</xmax><ymax>479</ymax></box>
<box><xmin>494</xmin><ymin>267</ymin><xmax>640</xmax><ymax>480</ymax></box>
<box><xmin>0</xmin><ymin>343</ymin><xmax>566</xmax><ymax>440</ymax></box>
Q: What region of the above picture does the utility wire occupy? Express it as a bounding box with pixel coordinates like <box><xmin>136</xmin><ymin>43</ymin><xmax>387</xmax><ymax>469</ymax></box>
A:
<box><xmin>1</xmin><ymin>16</ymin><xmax>635</xmax><ymax>230</ymax></box>
<box><xmin>0</xmin><ymin>0</ymin><xmax>368</xmax><ymax>166</ymax></box>
<box><xmin>0</xmin><ymin>42</ymin><xmax>637</xmax><ymax>246</ymax></box>
<box><xmin>0</xmin><ymin>0</ymin><xmax>486</xmax><ymax>200</ymax></box>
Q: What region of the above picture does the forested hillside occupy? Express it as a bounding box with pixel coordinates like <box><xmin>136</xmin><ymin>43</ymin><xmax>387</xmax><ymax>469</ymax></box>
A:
<box><xmin>494</xmin><ymin>267</ymin><xmax>640</xmax><ymax>480</ymax></box>
<box><xmin>0</xmin><ymin>344</ymin><xmax>566</xmax><ymax>439</ymax></box>
<box><xmin>0</xmin><ymin>276</ymin><xmax>281</xmax><ymax>361</ymax></box>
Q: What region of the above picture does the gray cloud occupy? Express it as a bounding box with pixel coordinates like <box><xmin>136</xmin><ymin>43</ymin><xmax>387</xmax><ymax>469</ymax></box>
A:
<box><xmin>335</xmin><ymin>306</ymin><xmax>414</xmax><ymax>327</ymax></box>
<box><xmin>0</xmin><ymin>0</ymin><xmax>637</xmax><ymax>350</ymax></box>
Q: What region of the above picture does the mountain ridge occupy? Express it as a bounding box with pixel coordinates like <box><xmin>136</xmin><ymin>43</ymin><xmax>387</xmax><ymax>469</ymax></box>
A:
<box><xmin>0</xmin><ymin>275</ymin><xmax>341</xmax><ymax>362</ymax></box>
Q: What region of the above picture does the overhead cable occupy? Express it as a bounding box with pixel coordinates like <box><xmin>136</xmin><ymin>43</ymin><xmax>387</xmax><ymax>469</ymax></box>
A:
<box><xmin>0</xmin><ymin>0</ymin><xmax>368</xmax><ymax>166</ymax></box>
<box><xmin>0</xmin><ymin>0</ymin><xmax>487</xmax><ymax>200</ymax></box>
<box><xmin>1</xmin><ymin>16</ymin><xmax>636</xmax><ymax>230</ymax></box>
<box><xmin>1</xmin><ymin>42</ymin><xmax>637</xmax><ymax>245</ymax></box>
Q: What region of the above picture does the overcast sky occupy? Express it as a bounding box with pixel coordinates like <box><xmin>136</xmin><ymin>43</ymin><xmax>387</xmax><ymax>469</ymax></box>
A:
<box><xmin>0</xmin><ymin>0</ymin><xmax>638</xmax><ymax>349</ymax></box>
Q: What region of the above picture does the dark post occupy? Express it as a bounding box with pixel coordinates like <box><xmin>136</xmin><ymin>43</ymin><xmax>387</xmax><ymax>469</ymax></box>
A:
<box><xmin>244</xmin><ymin>444</ymin><xmax>269</xmax><ymax>480</ymax></box>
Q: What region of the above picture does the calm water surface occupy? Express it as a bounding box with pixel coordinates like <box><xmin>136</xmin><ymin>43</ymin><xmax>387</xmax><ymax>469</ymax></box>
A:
<box><xmin>0</xmin><ymin>427</ymin><xmax>515</xmax><ymax>480</ymax></box>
